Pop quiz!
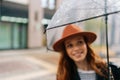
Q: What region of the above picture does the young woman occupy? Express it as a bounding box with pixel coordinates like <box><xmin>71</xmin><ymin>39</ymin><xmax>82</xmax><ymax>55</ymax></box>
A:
<box><xmin>53</xmin><ymin>24</ymin><xmax>120</xmax><ymax>80</ymax></box>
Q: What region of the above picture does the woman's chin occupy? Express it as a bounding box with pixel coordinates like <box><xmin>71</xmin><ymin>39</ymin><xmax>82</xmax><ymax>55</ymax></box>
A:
<box><xmin>74</xmin><ymin>58</ymin><xmax>84</xmax><ymax>62</ymax></box>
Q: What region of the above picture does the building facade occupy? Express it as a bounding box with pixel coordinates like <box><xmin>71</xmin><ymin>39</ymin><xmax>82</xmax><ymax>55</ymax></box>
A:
<box><xmin>0</xmin><ymin>1</ymin><xmax>28</xmax><ymax>49</ymax></box>
<box><xmin>0</xmin><ymin>0</ymin><xmax>62</xmax><ymax>50</ymax></box>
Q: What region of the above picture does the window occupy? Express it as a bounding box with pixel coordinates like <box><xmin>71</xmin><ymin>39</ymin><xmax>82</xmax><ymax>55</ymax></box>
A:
<box><xmin>41</xmin><ymin>0</ymin><xmax>55</xmax><ymax>9</ymax></box>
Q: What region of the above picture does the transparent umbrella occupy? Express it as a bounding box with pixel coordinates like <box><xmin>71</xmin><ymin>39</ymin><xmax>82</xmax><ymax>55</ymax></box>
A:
<box><xmin>46</xmin><ymin>0</ymin><xmax>120</xmax><ymax>79</ymax></box>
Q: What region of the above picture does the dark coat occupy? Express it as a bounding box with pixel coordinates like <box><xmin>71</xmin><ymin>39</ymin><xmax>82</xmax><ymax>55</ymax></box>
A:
<box><xmin>96</xmin><ymin>63</ymin><xmax>120</xmax><ymax>80</ymax></box>
<box><xmin>75</xmin><ymin>63</ymin><xmax>120</xmax><ymax>80</ymax></box>
<box><xmin>109</xmin><ymin>62</ymin><xmax>120</xmax><ymax>80</ymax></box>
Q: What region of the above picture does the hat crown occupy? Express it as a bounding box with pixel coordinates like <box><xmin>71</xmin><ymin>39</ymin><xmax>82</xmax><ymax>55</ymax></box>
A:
<box><xmin>53</xmin><ymin>24</ymin><xmax>97</xmax><ymax>51</ymax></box>
<box><xmin>62</xmin><ymin>24</ymin><xmax>83</xmax><ymax>38</ymax></box>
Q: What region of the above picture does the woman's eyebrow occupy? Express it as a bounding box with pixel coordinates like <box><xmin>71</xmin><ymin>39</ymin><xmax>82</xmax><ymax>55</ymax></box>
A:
<box><xmin>65</xmin><ymin>41</ymin><xmax>71</xmax><ymax>44</ymax></box>
<box><xmin>77</xmin><ymin>38</ymin><xmax>83</xmax><ymax>40</ymax></box>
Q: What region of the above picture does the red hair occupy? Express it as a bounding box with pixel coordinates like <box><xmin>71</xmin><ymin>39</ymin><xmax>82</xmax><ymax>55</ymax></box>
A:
<box><xmin>57</xmin><ymin>42</ymin><xmax>108</xmax><ymax>80</ymax></box>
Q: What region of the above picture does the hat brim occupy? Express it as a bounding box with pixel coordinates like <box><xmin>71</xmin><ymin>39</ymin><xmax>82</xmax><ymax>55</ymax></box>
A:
<box><xmin>53</xmin><ymin>32</ymin><xmax>97</xmax><ymax>52</ymax></box>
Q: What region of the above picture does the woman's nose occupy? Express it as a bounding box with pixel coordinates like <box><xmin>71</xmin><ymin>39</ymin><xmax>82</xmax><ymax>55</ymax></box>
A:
<box><xmin>73</xmin><ymin>46</ymin><xmax>79</xmax><ymax>50</ymax></box>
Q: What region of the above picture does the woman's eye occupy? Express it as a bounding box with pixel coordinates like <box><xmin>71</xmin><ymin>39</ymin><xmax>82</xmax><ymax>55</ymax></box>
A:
<box><xmin>66</xmin><ymin>44</ymin><xmax>73</xmax><ymax>48</ymax></box>
<box><xmin>78</xmin><ymin>41</ymin><xmax>83</xmax><ymax>44</ymax></box>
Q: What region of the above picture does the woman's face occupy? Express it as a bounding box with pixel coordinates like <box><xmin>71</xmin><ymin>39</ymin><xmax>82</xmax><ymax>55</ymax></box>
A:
<box><xmin>64</xmin><ymin>35</ymin><xmax>87</xmax><ymax>62</ymax></box>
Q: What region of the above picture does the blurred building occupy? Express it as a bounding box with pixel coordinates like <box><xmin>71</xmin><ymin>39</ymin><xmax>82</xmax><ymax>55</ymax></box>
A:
<box><xmin>0</xmin><ymin>0</ymin><xmax>62</xmax><ymax>50</ymax></box>
<box><xmin>1</xmin><ymin>0</ymin><xmax>120</xmax><ymax>55</ymax></box>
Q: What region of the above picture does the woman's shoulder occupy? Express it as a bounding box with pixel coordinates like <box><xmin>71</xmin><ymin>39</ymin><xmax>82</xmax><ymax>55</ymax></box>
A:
<box><xmin>109</xmin><ymin>62</ymin><xmax>120</xmax><ymax>80</ymax></box>
<box><xmin>109</xmin><ymin>62</ymin><xmax>120</xmax><ymax>73</ymax></box>
<box><xmin>109</xmin><ymin>62</ymin><xmax>120</xmax><ymax>69</ymax></box>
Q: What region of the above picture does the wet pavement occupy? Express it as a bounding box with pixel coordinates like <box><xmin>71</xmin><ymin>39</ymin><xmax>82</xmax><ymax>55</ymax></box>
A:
<box><xmin>0</xmin><ymin>47</ymin><xmax>119</xmax><ymax>80</ymax></box>
<box><xmin>0</xmin><ymin>48</ymin><xmax>59</xmax><ymax>80</ymax></box>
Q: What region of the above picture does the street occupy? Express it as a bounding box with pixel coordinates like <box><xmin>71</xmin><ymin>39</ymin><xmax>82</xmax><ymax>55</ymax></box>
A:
<box><xmin>0</xmin><ymin>48</ymin><xmax>59</xmax><ymax>80</ymax></box>
<box><xmin>0</xmin><ymin>48</ymin><xmax>119</xmax><ymax>80</ymax></box>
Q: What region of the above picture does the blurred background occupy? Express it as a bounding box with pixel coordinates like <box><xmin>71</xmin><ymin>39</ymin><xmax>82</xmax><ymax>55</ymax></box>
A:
<box><xmin>0</xmin><ymin>0</ymin><xmax>120</xmax><ymax>80</ymax></box>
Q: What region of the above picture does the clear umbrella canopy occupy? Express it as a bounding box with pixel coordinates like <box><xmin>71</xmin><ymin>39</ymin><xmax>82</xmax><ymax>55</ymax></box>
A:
<box><xmin>46</xmin><ymin>0</ymin><xmax>120</xmax><ymax>50</ymax></box>
<box><xmin>47</xmin><ymin>0</ymin><xmax>120</xmax><ymax>29</ymax></box>
<box><xmin>46</xmin><ymin>1</ymin><xmax>120</xmax><ymax>79</ymax></box>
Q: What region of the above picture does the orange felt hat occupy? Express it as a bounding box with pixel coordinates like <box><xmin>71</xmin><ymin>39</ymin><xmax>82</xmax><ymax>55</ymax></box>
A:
<box><xmin>53</xmin><ymin>24</ymin><xmax>97</xmax><ymax>51</ymax></box>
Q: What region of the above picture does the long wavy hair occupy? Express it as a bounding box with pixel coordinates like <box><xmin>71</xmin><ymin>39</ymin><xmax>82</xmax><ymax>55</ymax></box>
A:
<box><xmin>56</xmin><ymin>37</ymin><xmax>108</xmax><ymax>80</ymax></box>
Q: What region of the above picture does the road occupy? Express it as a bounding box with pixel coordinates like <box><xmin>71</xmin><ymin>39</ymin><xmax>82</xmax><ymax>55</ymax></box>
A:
<box><xmin>0</xmin><ymin>48</ymin><xmax>119</xmax><ymax>80</ymax></box>
<box><xmin>0</xmin><ymin>48</ymin><xmax>59</xmax><ymax>80</ymax></box>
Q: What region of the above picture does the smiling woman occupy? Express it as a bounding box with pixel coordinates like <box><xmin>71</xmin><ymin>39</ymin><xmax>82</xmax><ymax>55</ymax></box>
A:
<box><xmin>52</xmin><ymin>24</ymin><xmax>120</xmax><ymax>80</ymax></box>
<box><xmin>64</xmin><ymin>36</ymin><xmax>87</xmax><ymax>63</ymax></box>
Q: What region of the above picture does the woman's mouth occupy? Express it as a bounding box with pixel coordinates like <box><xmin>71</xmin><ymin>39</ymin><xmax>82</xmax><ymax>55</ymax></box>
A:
<box><xmin>74</xmin><ymin>51</ymin><xmax>83</xmax><ymax>57</ymax></box>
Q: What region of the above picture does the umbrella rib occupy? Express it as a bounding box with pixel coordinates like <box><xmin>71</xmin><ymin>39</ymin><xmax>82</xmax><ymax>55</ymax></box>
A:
<box><xmin>46</xmin><ymin>10</ymin><xmax>120</xmax><ymax>31</ymax></box>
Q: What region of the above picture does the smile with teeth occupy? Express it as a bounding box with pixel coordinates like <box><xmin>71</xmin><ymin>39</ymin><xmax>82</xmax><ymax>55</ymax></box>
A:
<box><xmin>73</xmin><ymin>51</ymin><xmax>83</xmax><ymax>57</ymax></box>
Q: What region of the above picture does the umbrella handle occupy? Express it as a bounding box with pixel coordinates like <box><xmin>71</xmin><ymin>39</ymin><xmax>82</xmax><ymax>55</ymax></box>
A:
<box><xmin>109</xmin><ymin>67</ymin><xmax>115</xmax><ymax>80</ymax></box>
